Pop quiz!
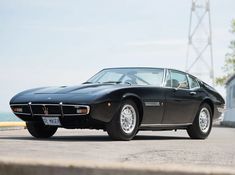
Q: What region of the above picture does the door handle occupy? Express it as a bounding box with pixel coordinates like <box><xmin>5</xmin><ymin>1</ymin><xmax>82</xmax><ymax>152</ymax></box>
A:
<box><xmin>190</xmin><ymin>91</ymin><xmax>197</xmax><ymax>95</ymax></box>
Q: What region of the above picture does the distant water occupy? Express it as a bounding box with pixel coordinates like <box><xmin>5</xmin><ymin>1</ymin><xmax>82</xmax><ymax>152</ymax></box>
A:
<box><xmin>0</xmin><ymin>112</ymin><xmax>20</xmax><ymax>122</ymax></box>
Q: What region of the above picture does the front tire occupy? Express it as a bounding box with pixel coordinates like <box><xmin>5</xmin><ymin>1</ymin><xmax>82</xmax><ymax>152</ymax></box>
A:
<box><xmin>26</xmin><ymin>122</ymin><xmax>57</xmax><ymax>138</ymax></box>
<box><xmin>106</xmin><ymin>100</ymin><xmax>139</xmax><ymax>141</ymax></box>
<box><xmin>187</xmin><ymin>103</ymin><xmax>212</xmax><ymax>139</ymax></box>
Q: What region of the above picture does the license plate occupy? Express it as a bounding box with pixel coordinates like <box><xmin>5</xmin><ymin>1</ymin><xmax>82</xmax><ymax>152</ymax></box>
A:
<box><xmin>42</xmin><ymin>117</ymin><xmax>61</xmax><ymax>126</ymax></box>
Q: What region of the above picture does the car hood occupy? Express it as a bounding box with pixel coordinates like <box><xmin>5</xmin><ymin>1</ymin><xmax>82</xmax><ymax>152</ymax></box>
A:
<box><xmin>10</xmin><ymin>84</ymin><xmax>128</xmax><ymax>104</ymax></box>
<box><xmin>33</xmin><ymin>84</ymin><xmax>124</xmax><ymax>94</ymax></box>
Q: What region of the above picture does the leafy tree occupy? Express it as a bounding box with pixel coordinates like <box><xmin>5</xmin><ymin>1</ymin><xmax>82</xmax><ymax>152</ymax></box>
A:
<box><xmin>216</xmin><ymin>19</ymin><xmax>235</xmax><ymax>85</ymax></box>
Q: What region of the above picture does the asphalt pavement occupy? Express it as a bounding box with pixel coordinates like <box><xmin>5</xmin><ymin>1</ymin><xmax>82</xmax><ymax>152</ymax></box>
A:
<box><xmin>0</xmin><ymin>126</ymin><xmax>234</xmax><ymax>168</ymax></box>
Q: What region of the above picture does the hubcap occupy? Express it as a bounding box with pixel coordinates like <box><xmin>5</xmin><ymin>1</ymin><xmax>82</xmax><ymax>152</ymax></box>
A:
<box><xmin>199</xmin><ymin>107</ymin><xmax>211</xmax><ymax>133</ymax></box>
<box><xmin>120</xmin><ymin>104</ymin><xmax>136</xmax><ymax>134</ymax></box>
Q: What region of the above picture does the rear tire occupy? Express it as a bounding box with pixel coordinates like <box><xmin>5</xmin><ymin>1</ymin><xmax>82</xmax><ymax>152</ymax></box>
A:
<box><xmin>106</xmin><ymin>100</ymin><xmax>139</xmax><ymax>141</ymax></box>
<box><xmin>26</xmin><ymin>122</ymin><xmax>57</xmax><ymax>138</ymax></box>
<box><xmin>187</xmin><ymin>103</ymin><xmax>212</xmax><ymax>139</ymax></box>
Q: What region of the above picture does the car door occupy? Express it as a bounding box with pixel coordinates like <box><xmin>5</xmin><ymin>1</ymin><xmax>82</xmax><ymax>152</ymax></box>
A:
<box><xmin>141</xmin><ymin>86</ymin><xmax>167</xmax><ymax>124</ymax></box>
<box><xmin>133</xmin><ymin>69</ymin><xmax>166</xmax><ymax>124</ymax></box>
<box><xmin>162</xmin><ymin>70</ymin><xmax>200</xmax><ymax>124</ymax></box>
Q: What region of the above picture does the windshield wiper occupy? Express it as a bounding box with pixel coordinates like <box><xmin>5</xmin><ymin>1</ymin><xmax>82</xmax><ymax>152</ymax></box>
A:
<box><xmin>84</xmin><ymin>81</ymin><xmax>123</xmax><ymax>84</ymax></box>
<box><xmin>101</xmin><ymin>81</ymin><xmax>122</xmax><ymax>84</ymax></box>
<box><xmin>83</xmin><ymin>81</ymin><xmax>94</xmax><ymax>84</ymax></box>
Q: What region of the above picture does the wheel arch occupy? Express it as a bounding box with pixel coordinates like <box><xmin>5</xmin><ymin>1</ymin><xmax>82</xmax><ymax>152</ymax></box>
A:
<box><xmin>122</xmin><ymin>93</ymin><xmax>144</xmax><ymax>126</ymax></box>
<box><xmin>200</xmin><ymin>98</ymin><xmax>214</xmax><ymax>117</ymax></box>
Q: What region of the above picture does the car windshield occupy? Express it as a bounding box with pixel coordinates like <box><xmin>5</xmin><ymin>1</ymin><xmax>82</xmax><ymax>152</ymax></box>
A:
<box><xmin>86</xmin><ymin>68</ymin><xmax>164</xmax><ymax>86</ymax></box>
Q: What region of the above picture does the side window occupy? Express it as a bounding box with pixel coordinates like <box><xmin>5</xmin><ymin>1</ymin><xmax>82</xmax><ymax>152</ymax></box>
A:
<box><xmin>135</xmin><ymin>71</ymin><xmax>163</xmax><ymax>86</ymax></box>
<box><xmin>188</xmin><ymin>76</ymin><xmax>200</xmax><ymax>89</ymax></box>
<box><xmin>165</xmin><ymin>70</ymin><xmax>189</xmax><ymax>89</ymax></box>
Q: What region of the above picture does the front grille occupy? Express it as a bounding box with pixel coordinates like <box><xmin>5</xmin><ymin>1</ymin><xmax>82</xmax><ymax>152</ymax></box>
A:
<box><xmin>31</xmin><ymin>105</ymin><xmax>61</xmax><ymax>115</ymax></box>
<box><xmin>11</xmin><ymin>103</ymin><xmax>90</xmax><ymax>116</ymax></box>
<box><xmin>63</xmin><ymin>106</ymin><xmax>78</xmax><ymax>115</ymax></box>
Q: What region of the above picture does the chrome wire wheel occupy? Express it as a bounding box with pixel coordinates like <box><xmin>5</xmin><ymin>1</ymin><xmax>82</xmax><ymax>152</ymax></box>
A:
<box><xmin>199</xmin><ymin>107</ymin><xmax>211</xmax><ymax>133</ymax></box>
<box><xmin>120</xmin><ymin>104</ymin><xmax>137</xmax><ymax>134</ymax></box>
<box><xmin>106</xmin><ymin>100</ymin><xmax>139</xmax><ymax>141</ymax></box>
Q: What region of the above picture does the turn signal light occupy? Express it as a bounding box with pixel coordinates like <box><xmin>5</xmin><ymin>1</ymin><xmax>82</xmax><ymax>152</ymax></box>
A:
<box><xmin>75</xmin><ymin>106</ymin><xmax>90</xmax><ymax>115</ymax></box>
<box><xmin>12</xmin><ymin>107</ymin><xmax>23</xmax><ymax>113</ymax></box>
<box><xmin>77</xmin><ymin>108</ymin><xmax>87</xmax><ymax>114</ymax></box>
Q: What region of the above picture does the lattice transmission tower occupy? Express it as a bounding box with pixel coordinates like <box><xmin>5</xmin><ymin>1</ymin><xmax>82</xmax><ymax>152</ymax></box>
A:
<box><xmin>186</xmin><ymin>0</ymin><xmax>214</xmax><ymax>86</ymax></box>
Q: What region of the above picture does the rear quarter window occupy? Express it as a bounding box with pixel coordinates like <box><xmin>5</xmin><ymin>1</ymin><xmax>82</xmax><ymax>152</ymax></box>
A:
<box><xmin>188</xmin><ymin>76</ymin><xmax>200</xmax><ymax>89</ymax></box>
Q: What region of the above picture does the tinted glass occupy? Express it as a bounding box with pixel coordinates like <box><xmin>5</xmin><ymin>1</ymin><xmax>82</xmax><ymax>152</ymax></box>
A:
<box><xmin>135</xmin><ymin>72</ymin><xmax>163</xmax><ymax>85</ymax></box>
<box><xmin>188</xmin><ymin>76</ymin><xmax>200</xmax><ymax>89</ymax></box>
<box><xmin>93</xmin><ymin>72</ymin><xmax>123</xmax><ymax>83</ymax></box>
<box><xmin>165</xmin><ymin>70</ymin><xmax>189</xmax><ymax>89</ymax></box>
<box><xmin>87</xmin><ymin>68</ymin><xmax>164</xmax><ymax>86</ymax></box>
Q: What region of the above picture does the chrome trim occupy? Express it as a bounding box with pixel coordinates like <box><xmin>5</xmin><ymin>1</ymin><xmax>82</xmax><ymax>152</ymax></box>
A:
<box><xmin>10</xmin><ymin>103</ymin><xmax>90</xmax><ymax>116</ymax></box>
<box><xmin>28</xmin><ymin>102</ymin><xmax>33</xmax><ymax>116</ymax></box>
<box><xmin>62</xmin><ymin>104</ymin><xmax>90</xmax><ymax>108</ymax></box>
<box><xmin>30</xmin><ymin>104</ymin><xmax>60</xmax><ymax>106</ymax></box>
<box><xmin>161</xmin><ymin>68</ymin><xmax>167</xmax><ymax>87</ymax></box>
<box><xmin>120</xmin><ymin>104</ymin><xmax>137</xmax><ymax>134</ymax></box>
<box><xmin>33</xmin><ymin>114</ymin><xmax>61</xmax><ymax>117</ymax></box>
<box><xmin>10</xmin><ymin>103</ymin><xmax>32</xmax><ymax>116</ymax></box>
<box><xmin>217</xmin><ymin>107</ymin><xmax>225</xmax><ymax>113</ymax></box>
<box><xmin>10</xmin><ymin>104</ymin><xmax>29</xmax><ymax>106</ymax></box>
<box><xmin>32</xmin><ymin>113</ymin><xmax>89</xmax><ymax>117</ymax></box>
<box><xmin>199</xmin><ymin>107</ymin><xmax>210</xmax><ymax>133</ymax></box>
<box><xmin>61</xmin><ymin>114</ymin><xmax>89</xmax><ymax>116</ymax></box>
<box><xmin>140</xmin><ymin>123</ymin><xmax>192</xmax><ymax>127</ymax></box>
<box><xmin>59</xmin><ymin>102</ymin><xmax>64</xmax><ymax>118</ymax></box>
<box><xmin>186</xmin><ymin>74</ymin><xmax>191</xmax><ymax>89</ymax></box>
<box><xmin>13</xmin><ymin>112</ymin><xmax>31</xmax><ymax>115</ymax></box>
<box><xmin>144</xmin><ymin>102</ymin><xmax>161</xmax><ymax>107</ymax></box>
<box><xmin>63</xmin><ymin>104</ymin><xmax>90</xmax><ymax>115</ymax></box>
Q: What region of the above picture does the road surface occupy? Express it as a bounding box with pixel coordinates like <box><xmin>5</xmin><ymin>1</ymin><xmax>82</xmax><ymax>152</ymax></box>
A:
<box><xmin>0</xmin><ymin>126</ymin><xmax>234</xmax><ymax>168</ymax></box>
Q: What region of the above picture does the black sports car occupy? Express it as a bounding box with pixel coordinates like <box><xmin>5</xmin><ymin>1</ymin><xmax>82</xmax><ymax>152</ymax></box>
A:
<box><xmin>10</xmin><ymin>67</ymin><xmax>224</xmax><ymax>141</ymax></box>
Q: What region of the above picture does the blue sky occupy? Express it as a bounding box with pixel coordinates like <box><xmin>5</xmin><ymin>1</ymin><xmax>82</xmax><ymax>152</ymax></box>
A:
<box><xmin>0</xmin><ymin>0</ymin><xmax>235</xmax><ymax>112</ymax></box>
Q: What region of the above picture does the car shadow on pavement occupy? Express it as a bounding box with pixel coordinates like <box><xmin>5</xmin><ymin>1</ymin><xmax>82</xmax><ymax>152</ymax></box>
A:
<box><xmin>0</xmin><ymin>134</ymin><xmax>190</xmax><ymax>142</ymax></box>
<box><xmin>134</xmin><ymin>135</ymin><xmax>190</xmax><ymax>140</ymax></box>
<box><xmin>0</xmin><ymin>135</ymin><xmax>111</xmax><ymax>142</ymax></box>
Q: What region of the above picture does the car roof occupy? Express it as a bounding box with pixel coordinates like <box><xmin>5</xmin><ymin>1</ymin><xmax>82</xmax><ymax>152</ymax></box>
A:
<box><xmin>103</xmin><ymin>67</ymin><xmax>163</xmax><ymax>70</ymax></box>
<box><xmin>102</xmin><ymin>67</ymin><xmax>198</xmax><ymax>78</ymax></box>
